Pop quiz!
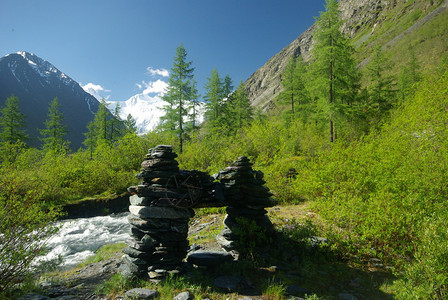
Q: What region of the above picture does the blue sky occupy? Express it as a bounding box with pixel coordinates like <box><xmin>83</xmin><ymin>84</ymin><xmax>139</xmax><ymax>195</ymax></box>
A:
<box><xmin>1</xmin><ymin>0</ymin><xmax>326</xmax><ymax>102</ymax></box>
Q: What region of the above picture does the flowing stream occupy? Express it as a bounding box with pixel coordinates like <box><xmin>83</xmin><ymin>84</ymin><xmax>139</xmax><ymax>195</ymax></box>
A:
<box><xmin>38</xmin><ymin>213</ymin><xmax>130</xmax><ymax>269</ymax></box>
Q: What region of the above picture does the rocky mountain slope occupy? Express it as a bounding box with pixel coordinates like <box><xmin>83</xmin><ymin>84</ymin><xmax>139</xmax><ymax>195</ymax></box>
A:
<box><xmin>245</xmin><ymin>0</ymin><xmax>448</xmax><ymax>111</ymax></box>
<box><xmin>0</xmin><ymin>52</ymin><xmax>101</xmax><ymax>149</ymax></box>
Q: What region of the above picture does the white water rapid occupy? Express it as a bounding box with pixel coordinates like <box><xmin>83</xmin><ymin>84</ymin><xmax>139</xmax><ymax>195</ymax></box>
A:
<box><xmin>38</xmin><ymin>213</ymin><xmax>130</xmax><ymax>268</ymax></box>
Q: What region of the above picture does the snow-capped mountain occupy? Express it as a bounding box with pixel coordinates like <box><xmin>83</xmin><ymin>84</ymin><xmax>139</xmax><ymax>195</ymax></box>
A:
<box><xmin>0</xmin><ymin>51</ymin><xmax>101</xmax><ymax>149</ymax></box>
<box><xmin>107</xmin><ymin>93</ymin><xmax>166</xmax><ymax>134</ymax></box>
<box><xmin>107</xmin><ymin>92</ymin><xmax>205</xmax><ymax>134</ymax></box>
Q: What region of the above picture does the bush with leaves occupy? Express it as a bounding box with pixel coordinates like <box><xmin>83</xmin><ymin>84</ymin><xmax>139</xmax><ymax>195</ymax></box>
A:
<box><xmin>292</xmin><ymin>62</ymin><xmax>448</xmax><ymax>298</ymax></box>
<box><xmin>0</xmin><ymin>185</ymin><xmax>60</xmax><ymax>292</ymax></box>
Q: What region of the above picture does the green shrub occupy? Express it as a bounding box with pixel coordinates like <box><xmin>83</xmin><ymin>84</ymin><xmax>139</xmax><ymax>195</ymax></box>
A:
<box><xmin>0</xmin><ymin>185</ymin><xmax>60</xmax><ymax>292</ymax></box>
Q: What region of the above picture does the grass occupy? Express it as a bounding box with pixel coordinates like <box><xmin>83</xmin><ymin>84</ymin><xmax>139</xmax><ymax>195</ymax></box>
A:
<box><xmin>40</xmin><ymin>202</ymin><xmax>397</xmax><ymax>299</ymax></box>
<box><xmin>78</xmin><ymin>242</ymin><xmax>126</xmax><ymax>268</ymax></box>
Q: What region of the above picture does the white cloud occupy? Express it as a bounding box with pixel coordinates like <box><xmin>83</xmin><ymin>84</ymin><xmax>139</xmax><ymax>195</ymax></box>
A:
<box><xmin>146</xmin><ymin>67</ymin><xmax>169</xmax><ymax>78</ymax></box>
<box><xmin>82</xmin><ymin>82</ymin><xmax>111</xmax><ymax>100</ymax></box>
<box><xmin>142</xmin><ymin>79</ymin><xmax>168</xmax><ymax>95</ymax></box>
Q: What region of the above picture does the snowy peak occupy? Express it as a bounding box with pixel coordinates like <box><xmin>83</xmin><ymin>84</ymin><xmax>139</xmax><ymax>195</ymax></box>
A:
<box><xmin>9</xmin><ymin>51</ymin><xmax>71</xmax><ymax>85</ymax></box>
<box><xmin>107</xmin><ymin>93</ymin><xmax>166</xmax><ymax>134</ymax></box>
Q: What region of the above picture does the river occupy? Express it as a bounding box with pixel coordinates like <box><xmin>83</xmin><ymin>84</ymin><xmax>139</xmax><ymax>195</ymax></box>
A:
<box><xmin>38</xmin><ymin>213</ymin><xmax>130</xmax><ymax>268</ymax></box>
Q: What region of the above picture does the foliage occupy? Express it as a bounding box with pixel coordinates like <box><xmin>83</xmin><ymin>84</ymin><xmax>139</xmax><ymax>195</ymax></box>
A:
<box><xmin>262</xmin><ymin>278</ymin><xmax>287</xmax><ymax>300</ymax></box>
<box><xmin>204</xmin><ymin>67</ymin><xmax>226</xmax><ymax>127</ymax></box>
<box><xmin>40</xmin><ymin>97</ymin><xmax>69</xmax><ymax>153</ymax></box>
<box><xmin>227</xmin><ymin>80</ymin><xmax>253</xmax><ymax>131</ymax></box>
<box><xmin>160</xmin><ymin>43</ymin><xmax>196</xmax><ymax>153</ymax></box>
<box><xmin>278</xmin><ymin>56</ymin><xmax>311</xmax><ymax>122</ymax></box>
<box><xmin>308</xmin><ymin>0</ymin><xmax>361</xmax><ymax>142</ymax></box>
<box><xmin>290</xmin><ymin>63</ymin><xmax>448</xmax><ymax>298</ymax></box>
<box><xmin>365</xmin><ymin>45</ymin><xmax>397</xmax><ymax>125</ymax></box>
<box><xmin>0</xmin><ymin>132</ymin><xmax>150</xmax><ymax>206</ymax></box>
<box><xmin>0</xmin><ymin>184</ymin><xmax>60</xmax><ymax>292</ymax></box>
<box><xmin>0</xmin><ymin>95</ymin><xmax>28</xmax><ymax>145</ymax></box>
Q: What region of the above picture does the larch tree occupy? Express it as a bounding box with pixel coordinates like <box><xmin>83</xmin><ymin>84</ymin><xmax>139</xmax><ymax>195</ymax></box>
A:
<box><xmin>109</xmin><ymin>102</ymin><xmax>124</xmax><ymax>142</ymax></box>
<box><xmin>366</xmin><ymin>45</ymin><xmax>397</xmax><ymax>124</ymax></box>
<box><xmin>204</xmin><ymin>67</ymin><xmax>224</xmax><ymax>126</ymax></box>
<box><xmin>124</xmin><ymin>113</ymin><xmax>138</xmax><ymax>135</ymax></box>
<box><xmin>279</xmin><ymin>56</ymin><xmax>310</xmax><ymax>122</ymax></box>
<box><xmin>308</xmin><ymin>0</ymin><xmax>360</xmax><ymax>142</ymax></box>
<box><xmin>229</xmin><ymin>80</ymin><xmax>253</xmax><ymax>131</ymax></box>
<box><xmin>0</xmin><ymin>95</ymin><xmax>28</xmax><ymax>144</ymax></box>
<box><xmin>40</xmin><ymin>97</ymin><xmax>69</xmax><ymax>153</ymax></box>
<box><xmin>160</xmin><ymin>44</ymin><xmax>195</xmax><ymax>153</ymax></box>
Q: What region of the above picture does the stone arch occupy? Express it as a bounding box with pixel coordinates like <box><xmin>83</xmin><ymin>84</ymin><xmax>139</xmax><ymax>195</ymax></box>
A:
<box><xmin>121</xmin><ymin>145</ymin><xmax>277</xmax><ymax>279</ymax></box>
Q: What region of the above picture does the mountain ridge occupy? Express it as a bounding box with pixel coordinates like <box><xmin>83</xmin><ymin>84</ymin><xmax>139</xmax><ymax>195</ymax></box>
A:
<box><xmin>0</xmin><ymin>51</ymin><xmax>101</xmax><ymax>150</ymax></box>
<box><xmin>244</xmin><ymin>0</ymin><xmax>448</xmax><ymax>111</ymax></box>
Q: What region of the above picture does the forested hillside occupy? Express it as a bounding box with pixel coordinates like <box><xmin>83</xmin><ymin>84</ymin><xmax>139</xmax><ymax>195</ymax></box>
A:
<box><xmin>1</xmin><ymin>0</ymin><xmax>447</xmax><ymax>298</ymax></box>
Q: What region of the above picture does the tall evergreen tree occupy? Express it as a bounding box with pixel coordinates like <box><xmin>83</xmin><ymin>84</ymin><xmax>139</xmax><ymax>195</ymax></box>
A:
<box><xmin>204</xmin><ymin>67</ymin><xmax>224</xmax><ymax>126</ymax></box>
<box><xmin>83</xmin><ymin>98</ymin><xmax>110</xmax><ymax>157</ymax></box>
<box><xmin>222</xmin><ymin>74</ymin><xmax>234</xmax><ymax>97</ymax></box>
<box><xmin>40</xmin><ymin>97</ymin><xmax>69</xmax><ymax>152</ymax></box>
<box><xmin>366</xmin><ymin>45</ymin><xmax>397</xmax><ymax>123</ymax></box>
<box><xmin>279</xmin><ymin>56</ymin><xmax>310</xmax><ymax>121</ymax></box>
<box><xmin>109</xmin><ymin>102</ymin><xmax>123</xmax><ymax>142</ymax></box>
<box><xmin>229</xmin><ymin>80</ymin><xmax>253</xmax><ymax>130</ymax></box>
<box><xmin>94</xmin><ymin>99</ymin><xmax>111</xmax><ymax>144</ymax></box>
<box><xmin>0</xmin><ymin>95</ymin><xmax>27</xmax><ymax>144</ymax></box>
<box><xmin>398</xmin><ymin>47</ymin><xmax>421</xmax><ymax>102</ymax></box>
<box><xmin>160</xmin><ymin>44</ymin><xmax>195</xmax><ymax>153</ymax></box>
<box><xmin>309</xmin><ymin>0</ymin><xmax>360</xmax><ymax>142</ymax></box>
<box><xmin>124</xmin><ymin>113</ymin><xmax>138</xmax><ymax>135</ymax></box>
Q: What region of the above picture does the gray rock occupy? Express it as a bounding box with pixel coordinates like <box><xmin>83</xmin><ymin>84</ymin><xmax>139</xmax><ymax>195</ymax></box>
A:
<box><xmin>129</xmin><ymin>195</ymin><xmax>154</xmax><ymax>206</ymax></box>
<box><xmin>125</xmin><ymin>288</ymin><xmax>159</xmax><ymax>299</ymax></box>
<box><xmin>129</xmin><ymin>206</ymin><xmax>193</xmax><ymax>220</ymax></box>
<box><xmin>213</xmin><ymin>275</ymin><xmax>245</xmax><ymax>292</ymax></box>
<box><xmin>216</xmin><ymin>233</ymin><xmax>234</xmax><ymax>250</ymax></box>
<box><xmin>338</xmin><ymin>293</ymin><xmax>359</xmax><ymax>300</ymax></box>
<box><xmin>173</xmin><ymin>291</ymin><xmax>192</xmax><ymax>300</ymax></box>
<box><xmin>17</xmin><ymin>294</ymin><xmax>50</xmax><ymax>300</ymax></box>
<box><xmin>187</xmin><ymin>250</ymin><xmax>233</xmax><ymax>267</ymax></box>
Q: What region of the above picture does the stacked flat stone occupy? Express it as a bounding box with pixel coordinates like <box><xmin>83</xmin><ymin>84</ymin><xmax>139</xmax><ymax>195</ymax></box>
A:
<box><xmin>122</xmin><ymin>145</ymin><xmax>194</xmax><ymax>279</ymax></box>
<box><xmin>215</xmin><ymin>156</ymin><xmax>277</xmax><ymax>251</ymax></box>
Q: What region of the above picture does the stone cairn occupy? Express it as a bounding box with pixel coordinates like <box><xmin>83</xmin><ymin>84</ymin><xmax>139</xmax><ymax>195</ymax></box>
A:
<box><xmin>122</xmin><ymin>145</ymin><xmax>214</xmax><ymax>279</ymax></box>
<box><xmin>121</xmin><ymin>147</ymin><xmax>277</xmax><ymax>278</ymax></box>
<box><xmin>215</xmin><ymin>156</ymin><xmax>277</xmax><ymax>252</ymax></box>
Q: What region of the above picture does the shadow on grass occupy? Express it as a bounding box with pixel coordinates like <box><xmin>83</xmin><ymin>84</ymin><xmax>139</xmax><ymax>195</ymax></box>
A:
<box><xmin>174</xmin><ymin>226</ymin><xmax>396</xmax><ymax>299</ymax></box>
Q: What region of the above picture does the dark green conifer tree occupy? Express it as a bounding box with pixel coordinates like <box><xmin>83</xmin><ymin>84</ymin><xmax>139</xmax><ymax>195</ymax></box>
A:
<box><xmin>308</xmin><ymin>0</ymin><xmax>360</xmax><ymax>142</ymax></box>
<box><xmin>40</xmin><ymin>97</ymin><xmax>69</xmax><ymax>152</ymax></box>
<box><xmin>109</xmin><ymin>102</ymin><xmax>124</xmax><ymax>142</ymax></box>
<box><xmin>0</xmin><ymin>95</ymin><xmax>28</xmax><ymax>144</ymax></box>
<box><xmin>160</xmin><ymin>44</ymin><xmax>195</xmax><ymax>153</ymax></box>
<box><xmin>366</xmin><ymin>45</ymin><xmax>397</xmax><ymax>124</ymax></box>
<box><xmin>124</xmin><ymin>113</ymin><xmax>138</xmax><ymax>135</ymax></box>
<box><xmin>229</xmin><ymin>80</ymin><xmax>253</xmax><ymax>131</ymax></box>
<box><xmin>204</xmin><ymin>67</ymin><xmax>224</xmax><ymax>126</ymax></box>
<box><xmin>279</xmin><ymin>56</ymin><xmax>310</xmax><ymax>122</ymax></box>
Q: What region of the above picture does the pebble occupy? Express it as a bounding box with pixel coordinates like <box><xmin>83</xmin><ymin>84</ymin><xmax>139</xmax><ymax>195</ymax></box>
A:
<box><xmin>187</xmin><ymin>250</ymin><xmax>233</xmax><ymax>267</ymax></box>
<box><xmin>173</xmin><ymin>291</ymin><xmax>193</xmax><ymax>300</ymax></box>
<box><xmin>125</xmin><ymin>288</ymin><xmax>159</xmax><ymax>299</ymax></box>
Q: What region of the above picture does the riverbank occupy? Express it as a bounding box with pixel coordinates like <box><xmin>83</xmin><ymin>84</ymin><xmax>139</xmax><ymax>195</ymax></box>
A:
<box><xmin>22</xmin><ymin>203</ymin><xmax>397</xmax><ymax>300</ymax></box>
<box><xmin>59</xmin><ymin>193</ymin><xmax>130</xmax><ymax>220</ymax></box>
